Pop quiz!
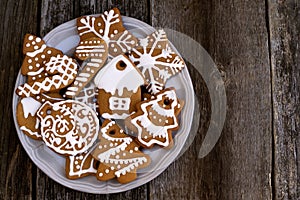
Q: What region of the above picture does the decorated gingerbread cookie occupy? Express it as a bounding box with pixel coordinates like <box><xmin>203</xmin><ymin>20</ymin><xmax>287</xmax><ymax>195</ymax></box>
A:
<box><xmin>16</xmin><ymin>97</ymin><xmax>42</xmax><ymax>140</ymax></box>
<box><xmin>76</xmin><ymin>8</ymin><xmax>137</xmax><ymax>58</ymax></box>
<box><xmin>92</xmin><ymin>120</ymin><xmax>150</xmax><ymax>184</ymax></box>
<box><xmin>66</xmin><ymin>151</ymin><xmax>98</xmax><ymax>179</ymax></box>
<box><xmin>65</xmin><ymin>46</ymin><xmax>108</xmax><ymax>98</ymax></box>
<box><xmin>94</xmin><ymin>54</ymin><xmax>146</xmax><ymax>119</ymax></box>
<box><xmin>73</xmin><ymin>82</ymin><xmax>99</xmax><ymax>114</ymax></box>
<box><xmin>75</xmin><ymin>37</ymin><xmax>107</xmax><ymax>61</ymax></box>
<box><xmin>37</xmin><ymin>100</ymin><xmax>99</xmax><ymax>155</ymax></box>
<box><xmin>16</xmin><ymin>54</ymin><xmax>78</xmax><ymax>98</ymax></box>
<box><xmin>125</xmin><ymin>88</ymin><xmax>183</xmax><ymax>148</ymax></box>
<box><xmin>129</xmin><ymin>29</ymin><xmax>185</xmax><ymax>94</ymax></box>
<box><xmin>21</xmin><ymin>34</ymin><xmax>63</xmax><ymax>82</ymax></box>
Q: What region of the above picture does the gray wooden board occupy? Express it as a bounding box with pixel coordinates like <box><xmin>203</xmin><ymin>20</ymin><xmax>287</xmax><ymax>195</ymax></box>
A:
<box><xmin>1</xmin><ymin>0</ymin><xmax>299</xmax><ymax>199</ymax></box>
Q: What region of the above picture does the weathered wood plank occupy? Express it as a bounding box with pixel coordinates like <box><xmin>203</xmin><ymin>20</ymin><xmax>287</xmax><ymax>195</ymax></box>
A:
<box><xmin>268</xmin><ymin>1</ymin><xmax>300</xmax><ymax>199</ymax></box>
<box><xmin>0</xmin><ymin>0</ymin><xmax>39</xmax><ymax>199</ymax></box>
<box><xmin>150</xmin><ymin>0</ymin><xmax>272</xmax><ymax>199</ymax></box>
<box><xmin>36</xmin><ymin>1</ymin><xmax>149</xmax><ymax>199</ymax></box>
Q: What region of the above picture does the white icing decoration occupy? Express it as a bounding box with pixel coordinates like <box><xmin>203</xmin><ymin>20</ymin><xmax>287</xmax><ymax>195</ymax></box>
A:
<box><xmin>20</xmin><ymin>126</ymin><xmax>41</xmax><ymax>138</ymax></box>
<box><xmin>94</xmin><ymin>55</ymin><xmax>145</xmax><ymax>96</ymax></box>
<box><xmin>129</xmin><ymin>29</ymin><xmax>185</xmax><ymax>94</ymax></box>
<box><xmin>37</xmin><ymin>100</ymin><xmax>99</xmax><ymax>155</ymax></box>
<box><xmin>130</xmin><ymin>89</ymin><xmax>180</xmax><ymax>147</ymax></box>
<box><xmin>17</xmin><ymin>55</ymin><xmax>78</xmax><ymax>97</ymax></box>
<box><xmin>67</xmin><ymin>152</ymin><xmax>97</xmax><ymax>177</ymax></box>
<box><xmin>95</xmin><ymin>121</ymin><xmax>149</xmax><ymax>178</ymax></box>
<box><xmin>20</xmin><ymin>97</ymin><xmax>42</xmax><ymax>118</ymax></box>
<box><xmin>77</xmin><ymin>9</ymin><xmax>136</xmax><ymax>58</ymax></box>
<box><xmin>27</xmin><ymin>44</ymin><xmax>46</xmax><ymax>57</ymax></box>
<box><xmin>109</xmin><ymin>97</ymin><xmax>130</xmax><ymax>111</ymax></box>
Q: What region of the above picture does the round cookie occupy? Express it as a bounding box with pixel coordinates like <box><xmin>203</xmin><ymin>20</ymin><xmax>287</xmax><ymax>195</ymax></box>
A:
<box><xmin>37</xmin><ymin>100</ymin><xmax>99</xmax><ymax>156</ymax></box>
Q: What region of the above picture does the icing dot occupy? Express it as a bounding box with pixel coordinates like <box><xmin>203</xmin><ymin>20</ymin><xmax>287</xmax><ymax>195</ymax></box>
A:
<box><xmin>97</xmin><ymin>41</ymin><xmax>100</xmax><ymax>44</ymax></box>
<box><xmin>36</xmin><ymin>96</ymin><xmax>40</xmax><ymax>99</ymax></box>
<box><xmin>167</xmin><ymin>59</ymin><xmax>170</xmax><ymax>62</ymax></box>
<box><xmin>99</xmin><ymin>173</ymin><xmax>103</xmax><ymax>177</ymax></box>
<box><xmin>36</xmin><ymin>63</ymin><xmax>40</xmax><ymax>67</ymax></box>
<box><xmin>134</xmin><ymin>147</ymin><xmax>139</xmax><ymax>151</ymax></box>
<box><xmin>28</xmin><ymin>65</ymin><xmax>33</xmax><ymax>70</ymax></box>
<box><xmin>165</xmin><ymin>120</ymin><xmax>169</xmax><ymax>123</ymax></box>
<box><xmin>79</xmin><ymin>156</ymin><xmax>83</xmax><ymax>160</ymax></box>
<box><xmin>99</xmin><ymin>29</ymin><xmax>103</xmax><ymax>33</ymax></box>
<box><xmin>117</xmin><ymin>165</ymin><xmax>121</xmax><ymax>169</ymax></box>
<box><xmin>35</xmin><ymin>57</ymin><xmax>38</xmax><ymax>61</ymax></box>
<box><xmin>105</xmin><ymin>169</ymin><xmax>109</xmax><ymax>174</ymax></box>
<box><xmin>111</xmin><ymin>44</ymin><xmax>115</xmax><ymax>47</ymax></box>
<box><xmin>36</xmin><ymin>37</ymin><xmax>41</xmax><ymax>42</ymax></box>
<box><xmin>97</xmin><ymin>22</ymin><xmax>101</xmax><ymax>26</ymax></box>
<box><xmin>123</xmin><ymin>153</ymin><xmax>126</xmax><ymax>156</ymax></box>
<box><xmin>28</xmin><ymin>36</ymin><xmax>33</xmax><ymax>40</ymax></box>
<box><xmin>41</xmin><ymin>54</ymin><xmax>45</xmax><ymax>59</ymax></box>
<box><xmin>131</xmin><ymin>40</ymin><xmax>135</xmax><ymax>44</ymax></box>
<box><xmin>104</xmin><ymin>145</ymin><xmax>107</xmax><ymax>148</ymax></box>
<box><xmin>42</xmin><ymin>99</ymin><xmax>45</xmax><ymax>102</ymax></box>
<box><xmin>85</xmin><ymin>41</ymin><xmax>88</xmax><ymax>44</ymax></box>
<box><xmin>32</xmin><ymin>41</ymin><xmax>36</xmax><ymax>45</ymax></box>
<box><xmin>109</xmin><ymin>143</ymin><xmax>113</xmax><ymax>147</ymax></box>
<box><xmin>86</xmin><ymin>67</ymin><xmax>90</xmax><ymax>71</ymax></box>
<box><xmin>91</xmin><ymin>70</ymin><xmax>94</xmax><ymax>73</ymax></box>
<box><xmin>47</xmin><ymin>50</ymin><xmax>52</xmax><ymax>54</ymax></box>
<box><xmin>114</xmin><ymin>143</ymin><xmax>118</xmax><ymax>146</ymax></box>
<box><xmin>116</xmin><ymin>155</ymin><xmax>120</xmax><ymax>159</ymax></box>
<box><xmin>113</xmin><ymin>48</ymin><xmax>117</xmax><ymax>52</ymax></box>
<box><xmin>76</xmin><ymin>165</ymin><xmax>80</xmax><ymax>169</ymax></box>
<box><xmin>129</xmin><ymin>150</ymin><xmax>133</xmax><ymax>153</ymax></box>
<box><xmin>149</xmin><ymin>112</ymin><xmax>152</xmax><ymax>115</ymax></box>
<box><xmin>79</xmin><ymin>83</ymin><xmax>83</xmax><ymax>87</ymax></box>
<box><xmin>158</xmin><ymin>45</ymin><xmax>161</xmax><ymax>48</ymax></box>
<box><xmin>110</xmin><ymin>34</ymin><xmax>114</xmax><ymax>38</ymax></box>
<box><xmin>111</xmin><ymin>166</ymin><xmax>115</xmax><ymax>170</ymax></box>
<box><xmin>75</xmin><ymin>161</ymin><xmax>78</xmax><ymax>164</ymax></box>
<box><xmin>120</xmin><ymin>129</ymin><xmax>123</xmax><ymax>133</ymax></box>
<box><xmin>89</xmin><ymin>41</ymin><xmax>93</xmax><ymax>44</ymax></box>
<box><xmin>38</xmin><ymin>74</ymin><xmax>42</xmax><ymax>78</ymax></box>
<box><xmin>26</xmin><ymin>43</ymin><xmax>30</xmax><ymax>47</ymax></box>
<box><xmin>144</xmin><ymin>136</ymin><xmax>148</xmax><ymax>139</ymax></box>
<box><xmin>98</xmin><ymin>145</ymin><xmax>102</xmax><ymax>149</ymax></box>
<box><xmin>91</xmin><ymin>53</ymin><xmax>94</xmax><ymax>56</ymax></box>
<box><xmin>159</xmin><ymin>119</ymin><xmax>162</xmax><ymax>122</ymax></box>
<box><xmin>34</xmin><ymin>45</ymin><xmax>39</xmax><ymax>50</ymax></box>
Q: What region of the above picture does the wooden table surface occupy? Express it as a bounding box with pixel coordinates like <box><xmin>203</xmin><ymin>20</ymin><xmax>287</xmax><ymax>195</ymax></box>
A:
<box><xmin>1</xmin><ymin>0</ymin><xmax>299</xmax><ymax>199</ymax></box>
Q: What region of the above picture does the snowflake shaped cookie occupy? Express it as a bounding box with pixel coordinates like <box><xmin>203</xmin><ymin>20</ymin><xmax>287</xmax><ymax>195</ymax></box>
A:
<box><xmin>129</xmin><ymin>29</ymin><xmax>185</xmax><ymax>94</ymax></box>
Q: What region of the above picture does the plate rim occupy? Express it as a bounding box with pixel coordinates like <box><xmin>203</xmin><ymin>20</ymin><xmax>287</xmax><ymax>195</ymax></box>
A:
<box><xmin>12</xmin><ymin>15</ymin><xmax>195</xmax><ymax>194</ymax></box>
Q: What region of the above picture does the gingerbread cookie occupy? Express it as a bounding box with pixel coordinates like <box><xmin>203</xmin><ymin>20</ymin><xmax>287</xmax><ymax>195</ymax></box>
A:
<box><xmin>66</xmin><ymin>151</ymin><xmax>98</xmax><ymax>179</ymax></box>
<box><xmin>75</xmin><ymin>37</ymin><xmax>107</xmax><ymax>61</ymax></box>
<box><xmin>73</xmin><ymin>82</ymin><xmax>99</xmax><ymax>114</ymax></box>
<box><xmin>33</xmin><ymin>92</ymin><xmax>64</xmax><ymax>104</ymax></box>
<box><xmin>16</xmin><ymin>97</ymin><xmax>42</xmax><ymax>140</ymax></box>
<box><xmin>77</xmin><ymin>8</ymin><xmax>137</xmax><ymax>58</ymax></box>
<box><xmin>125</xmin><ymin>88</ymin><xmax>183</xmax><ymax>148</ymax></box>
<box><xmin>94</xmin><ymin>54</ymin><xmax>146</xmax><ymax>119</ymax></box>
<box><xmin>21</xmin><ymin>34</ymin><xmax>63</xmax><ymax>82</ymax></box>
<box><xmin>16</xmin><ymin>54</ymin><xmax>78</xmax><ymax>97</ymax></box>
<box><xmin>65</xmin><ymin>45</ymin><xmax>108</xmax><ymax>98</ymax></box>
<box><xmin>92</xmin><ymin>120</ymin><xmax>150</xmax><ymax>184</ymax></box>
<box><xmin>37</xmin><ymin>100</ymin><xmax>99</xmax><ymax>155</ymax></box>
<box><xmin>129</xmin><ymin>29</ymin><xmax>185</xmax><ymax>94</ymax></box>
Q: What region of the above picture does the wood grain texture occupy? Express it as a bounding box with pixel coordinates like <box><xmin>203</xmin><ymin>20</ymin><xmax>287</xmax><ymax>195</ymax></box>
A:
<box><xmin>35</xmin><ymin>1</ymin><xmax>149</xmax><ymax>199</ymax></box>
<box><xmin>268</xmin><ymin>1</ymin><xmax>300</xmax><ymax>199</ymax></box>
<box><xmin>151</xmin><ymin>0</ymin><xmax>273</xmax><ymax>199</ymax></box>
<box><xmin>0</xmin><ymin>0</ymin><xmax>39</xmax><ymax>199</ymax></box>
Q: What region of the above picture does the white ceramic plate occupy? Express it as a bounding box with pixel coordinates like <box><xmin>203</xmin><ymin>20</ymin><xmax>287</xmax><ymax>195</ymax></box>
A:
<box><xmin>12</xmin><ymin>16</ymin><xmax>195</xmax><ymax>194</ymax></box>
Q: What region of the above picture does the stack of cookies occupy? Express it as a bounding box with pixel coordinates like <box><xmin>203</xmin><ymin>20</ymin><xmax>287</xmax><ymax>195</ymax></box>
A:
<box><xmin>15</xmin><ymin>8</ymin><xmax>185</xmax><ymax>184</ymax></box>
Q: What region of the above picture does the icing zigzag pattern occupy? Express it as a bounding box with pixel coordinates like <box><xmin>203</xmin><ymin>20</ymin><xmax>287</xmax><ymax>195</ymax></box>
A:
<box><xmin>17</xmin><ymin>55</ymin><xmax>78</xmax><ymax>97</ymax></box>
